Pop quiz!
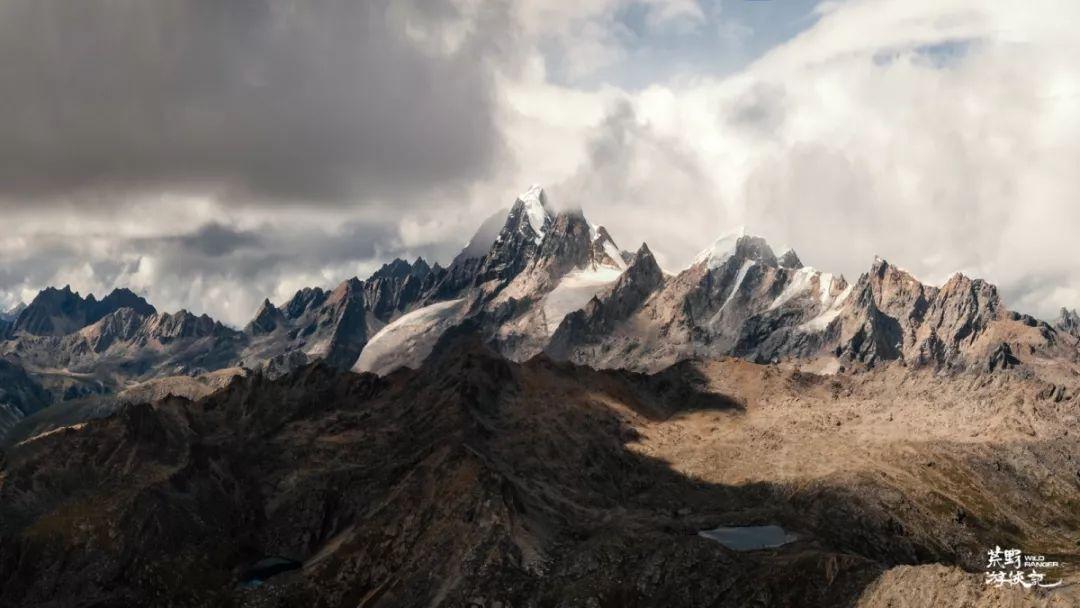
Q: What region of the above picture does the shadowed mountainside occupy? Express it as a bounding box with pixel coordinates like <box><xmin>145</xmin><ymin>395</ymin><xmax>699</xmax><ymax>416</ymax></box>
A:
<box><xmin>3</xmin><ymin>329</ymin><xmax>1080</xmax><ymax>607</ymax></box>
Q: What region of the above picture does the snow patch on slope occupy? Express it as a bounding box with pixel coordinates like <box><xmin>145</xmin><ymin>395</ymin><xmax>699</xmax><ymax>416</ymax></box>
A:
<box><xmin>589</xmin><ymin>221</ymin><xmax>628</xmax><ymax>270</ymax></box>
<box><xmin>602</xmin><ymin>238</ymin><xmax>627</xmax><ymax>270</ymax></box>
<box><xmin>352</xmin><ymin>298</ymin><xmax>468</xmax><ymax>376</ymax></box>
<box><xmin>818</xmin><ymin>273</ymin><xmax>835</xmax><ymax>306</ymax></box>
<box><xmin>800</xmin><ymin>284</ymin><xmax>854</xmax><ymax>332</ymax></box>
<box><xmin>769</xmin><ymin>266</ymin><xmax>818</xmax><ymax>311</ymax></box>
<box><xmin>723</xmin><ymin>260</ymin><xmax>756</xmax><ymax>312</ymax></box>
<box><xmin>542</xmin><ymin>266</ymin><xmax>624</xmax><ymax>335</ymax></box>
<box><xmin>708</xmin><ymin>260</ymin><xmax>756</xmax><ymax>328</ymax></box>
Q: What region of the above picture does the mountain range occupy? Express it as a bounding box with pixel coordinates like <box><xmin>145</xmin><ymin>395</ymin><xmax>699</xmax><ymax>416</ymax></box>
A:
<box><xmin>2</xmin><ymin>185</ymin><xmax>1079</xmax><ymax>444</ymax></box>
<box><xmin>4</xmin><ymin>186</ymin><xmax>1080</xmax><ymax>606</ymax></box>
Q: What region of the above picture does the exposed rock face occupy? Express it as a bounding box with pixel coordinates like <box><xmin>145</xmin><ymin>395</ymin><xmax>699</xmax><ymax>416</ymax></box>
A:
<box><xmin>240</xmin><ymin>258</ymin><xmax>443</xmax><ymax>376</ymax></box>
<box><xmin>516</xmin><ymin>210</ymin><xmax>596</xmax><ymax>287</ymax></box>
<box><xmin>987</xmin><ymin>342</ymin><xmax>1020</xmax><ymax>372</ymax></box>
<box><xmin>235</xmin><ymin>191</ymin><xmax>564</xmax><ymax>379</ymax></box>
<box><xmin>0</xmin><ymin>291</ymin><xmax>249</xmax><ymax>421</ymax></box>
<box><xmin>604</xmin><ymin>243</ymin><xmax>665</xmax><ymax>315</ymax></box>
<box><xmin>864</xmin><ymin>258</ymin><xmax>935</xmax><ymax>328</ymax></box>
<box><xmin>833</xmin><ymin>279</ymin><xmax>903</xmax><ymax>365</ymax></box>
<box><xmin>293</xmin><ymin>277</ymin><xmax>371</xmax><ymax>369</ymax></box>
<box><xmin>246</xmin><ymin>299</ymin><xmax>286</xmax><ymax>335</ymax></box>
<box><xmin>544</xmin><ymin>233</ymin><xmax>1061</xmax><ymax>374</ymax></box>
<box><xmin>546</xmin><ymin>232</ymin><xmax>855</xmax><ymax>371</ymax></box>
<box><xmin>1055</xmin><ymin>307</ymin><xmax>1080</xmax><ymax>340</ymax></box>
<box><xmin>911</xmin><ymin>273</ymin><xmax>1002</xmax><ymax>363</ymax></box>
<box><xmin>588</xmin><ymin>224</ymin><xmax>627</xmax><ymax>270</ymax></box>
<box><xmin>473</xmin><ymin>191</ymin><xmax>551</xmax><ymax>290</ymax></box>
<box><xmin>778</xmin><ymin>248</ymin><xmax>803</xmax><ymax>269</ymax></box>
<box><xmin>146</xmin><ymin>310</ymin><xmax>233</xmax><ymax>343</ymax></box>
<box><xmin>417</xmin><ymin>207</ymin><xmax>519</xmax><ymax>305</ymax></box>
<box><xmin>818</xmin><ymin>261</ymin><xmax>1054</xmax><ymax>372</ymax></box>
<box><xmin>0</xmin><ymin>252</ymin><xmax>452</xmax><ymax>404</ymax></box>
<box><xmin>0</xmin><ymin>359</ymin><xmax>50</xmax><ymax>439</ymax></box>
<box><xmin>363</xmin><ymin>257</ymin><xmax>441</xmax><ymax>320</ymax></box>
<box><xmin>284</xmin><ymin>286</ymin><xmax>328</xmax><ymax>319</ymax></box>
<box><xmin>11</xmin><ymin>286</ymin><xmax>155</xmax><ymax>337</ymax></box>
<box><xmin>17</xmin><ymin>185</ymin><xmax>1048</xmax><ymax>393</ymax></box>
<box><xmin>547</xmin><ymin>242</ymin><xmax>664</xmax><ymax>361</ymax></box>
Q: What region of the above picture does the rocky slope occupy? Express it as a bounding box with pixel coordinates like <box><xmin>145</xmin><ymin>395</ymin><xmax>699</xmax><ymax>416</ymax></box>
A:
<box><xmin>1</xmin><ymin>307</ymin><xmax>244</xmax><ymax>398</ymax></box>
<box><xmin>545</xmin><ymin>232</ymin><xmax>1066</xmax><ymax>377</ymax></box>
<box><xmin>0</xmin><ymin>359</ymin><xmax>50</xmax><ymax>440</ymax></box>
<box><xmin>3</xmin><ymin>332</ymin><xmax>1078</xmax><ymax>607</ymax></box>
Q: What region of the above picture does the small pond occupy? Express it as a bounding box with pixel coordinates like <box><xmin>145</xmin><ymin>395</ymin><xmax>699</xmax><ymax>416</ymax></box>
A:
<box><xmin>698</xmin><ymin>525</ymin><xmax>797</xmax><ymax>551</ymax></box>
<box><xmin>239</xmin><ymin>557</ymin><xmax>302</xmax><ymax>588</ymax></box>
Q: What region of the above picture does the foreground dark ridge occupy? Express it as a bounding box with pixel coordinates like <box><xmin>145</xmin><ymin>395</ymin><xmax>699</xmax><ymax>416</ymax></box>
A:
<box><xmin>3</xmin><ymin>328</ymin><xmax>1080</xmax><ymax>607</ymax></box>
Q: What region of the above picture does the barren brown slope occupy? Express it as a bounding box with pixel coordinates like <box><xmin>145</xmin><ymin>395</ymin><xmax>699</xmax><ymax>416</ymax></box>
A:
<box><xmin>2</xmin><ymin>329</ymin><xmax>1079</xmax><ymax>607</ymax></box>
<box><xmin>630</xmin><ymin>356</ymin><xmax>1080</xmax><ymax>605</ymax></box>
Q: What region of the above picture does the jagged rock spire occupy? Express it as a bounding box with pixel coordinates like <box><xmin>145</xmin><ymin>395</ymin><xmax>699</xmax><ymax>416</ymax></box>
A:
<box><xmin>247</xmin><ymin>298</ymin><xmax>284</xmax><ymax>335</ymax></box>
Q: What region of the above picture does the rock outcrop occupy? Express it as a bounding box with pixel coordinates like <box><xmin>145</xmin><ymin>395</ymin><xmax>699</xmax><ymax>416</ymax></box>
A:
<box><xmin>246</xmin><ymin>299</ymin><xmax>286</xmax><ymax>335</ymax></box>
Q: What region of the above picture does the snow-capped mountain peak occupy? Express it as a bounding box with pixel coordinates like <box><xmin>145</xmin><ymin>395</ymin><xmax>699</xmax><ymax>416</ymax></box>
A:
<box><xmin>692</xmin><ymin>227</ymin><xmax>785</xmax><ymax>272</ymax></box>
<box><xmin>691</xmin><ymin>224</ymin><xmax>768</xmax><ymax>269</ymax></box>
<box><xmin>693</xmin><ymin>226</ymin><xmax>748</xmax><ymax>270</ymax></box>
<box><xmin>517</xmin><ymin>184</ymin><xmax>552</xmax><ymax>245</ymax></box>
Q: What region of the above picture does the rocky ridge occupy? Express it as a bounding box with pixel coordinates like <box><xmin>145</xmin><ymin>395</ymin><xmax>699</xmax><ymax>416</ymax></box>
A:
<box><xmin>1</xmin><ymin>185</ymin><xmax>1077</xmax><ymax>444</ymax></box>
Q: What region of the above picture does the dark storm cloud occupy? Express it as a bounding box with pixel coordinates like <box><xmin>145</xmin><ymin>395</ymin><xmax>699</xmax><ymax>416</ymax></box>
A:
<box><xmin>144</xmin><ymin>216</ymin><xmax>458</xmax><ymax>289</ymax></box>
<box><xmin>143</xmin><ymin>220</ymin><xmax>389</xmax><ymax>281</ymax></box>
<box><xmin>171</xmin><ymin>223</ymin><xmax>262</xmax><ymax>257</ymax></box>
<box><xmin>0</xmin><ymin>0</ymin><xmax>509</xmax><ymax>204</ymax></box>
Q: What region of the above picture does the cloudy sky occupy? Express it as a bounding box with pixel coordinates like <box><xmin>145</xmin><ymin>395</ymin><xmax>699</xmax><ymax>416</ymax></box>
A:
<box><xmin>1</xmin><ymin>0</ymin><xmax>1077</xmax><ymax>325</ymax></box>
